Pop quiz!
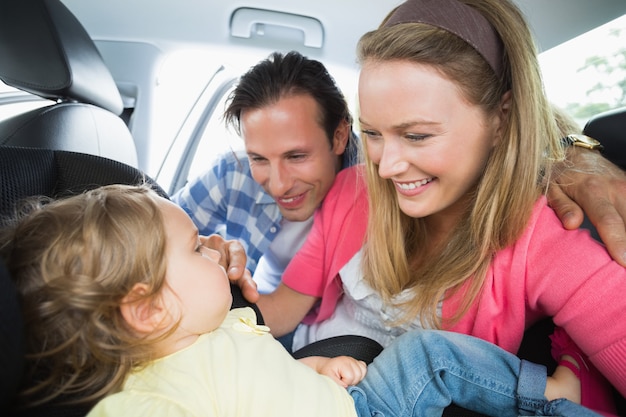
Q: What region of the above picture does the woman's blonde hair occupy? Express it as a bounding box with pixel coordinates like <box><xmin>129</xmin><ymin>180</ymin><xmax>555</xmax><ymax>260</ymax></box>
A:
<box><xmin>358</xmin><ymin>0</ymin><xmax>565</xmax><ymax>328</ymax></box>
<box><xmin>0</xmin><ymin>184</ymin><xmax>169</xmax><ymax>407</ymax></box>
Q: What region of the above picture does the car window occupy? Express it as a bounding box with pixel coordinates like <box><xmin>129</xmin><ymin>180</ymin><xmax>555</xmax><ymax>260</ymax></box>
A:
<box><xmin>539</xmin><ymin>13</ymin><xmax>626</xmax><ymax>128</ymax></box>
<box><xmin>186</xmin><ymin>86</ymin><xmax>244</xmax><ymax>182</ymax></box>
<box><xmin>0</xmin><ymin>83</ymin><xmax>51</xmax><ymax>121</ymax></box>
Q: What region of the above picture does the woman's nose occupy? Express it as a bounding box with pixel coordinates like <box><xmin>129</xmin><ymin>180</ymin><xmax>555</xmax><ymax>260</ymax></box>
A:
<box><xmin>377</xmin><ymin>139</ymin><xmax>410</xmax><ymax>178</ymax></box>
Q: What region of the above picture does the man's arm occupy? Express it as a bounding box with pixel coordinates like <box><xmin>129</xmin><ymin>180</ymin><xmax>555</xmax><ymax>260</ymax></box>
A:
<box><xmin>548</xmin><ymin>147</ymin><xmax>626</xmax><ymax>266</ymax></box>
<box><xmin>200</xmin><ymin>234</ymin><xmax>315</xmax><ymax>332</ymax></box>
<box><xmin>256</xmin><ymin>283</ymin><xmax>319</xmax><ymax>337</ymax></box>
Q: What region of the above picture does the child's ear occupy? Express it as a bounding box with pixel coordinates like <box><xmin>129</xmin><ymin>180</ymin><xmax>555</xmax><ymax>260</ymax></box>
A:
<box><xmin>120</xmin><ymin>283</ymin><xmax>169</xmax><ymax>335</ymax></box>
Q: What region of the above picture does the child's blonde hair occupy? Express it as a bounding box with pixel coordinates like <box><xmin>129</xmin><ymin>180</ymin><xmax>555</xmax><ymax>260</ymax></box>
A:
<box><xmin>0</xmin><ymin>184</ymin><xmax>169</xmax><ymax>407</ymax></box>
<box><xmin>357</xmin><ymin>0</ymin><xmax>565</xmax><ymax>328</ymax></box>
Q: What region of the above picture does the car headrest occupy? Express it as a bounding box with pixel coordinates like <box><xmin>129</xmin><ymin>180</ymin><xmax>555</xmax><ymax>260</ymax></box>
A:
<box><xmin>583</xmin><ymin>106</ymin><xmax>626</xmax><ymax>170</ymax></box>
<box><xmin>0</xmin><ymin>0</ymin><xmax>123</xmax><ymax>115</ymax></box>
<box><xmin>0</xmin><ymin>147</ymin><xmax>168</xmax><ymax>224</ymax></box>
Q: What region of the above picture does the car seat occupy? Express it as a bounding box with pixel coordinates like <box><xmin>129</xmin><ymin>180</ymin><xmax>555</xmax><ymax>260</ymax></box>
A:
<box><xmin>0</xmin><ymin>0</ymin><xmax>138</xmax><ymax>167</ymax></box>
<box><xmin>0</xmin><ymin>257</ymin><xmax>22</xmax><ymax>412</ymax></box>
<box><xmin>0</xmin><ymin>146</ymin><xmax>166</xmax><ymax>416</ymax></box>
<box><xmin>0</xmin><ymin>148</ymin><xmax>166</xmax><ymax>228</ymax></box>
<box><xmin>584</xmin><ymin>106</ymin><xmax>626</xmax><ymax>169</ymax></box>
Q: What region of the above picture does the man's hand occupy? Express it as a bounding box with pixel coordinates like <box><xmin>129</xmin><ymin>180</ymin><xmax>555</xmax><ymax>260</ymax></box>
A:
<box><xmin>548</xmin><ymin>148</ymin><xmax>626</xmax><ymax>266</ymax></box>
<box><xmin>299</xmin><ymin>356</ymin><xmax>367</xmax><ymax>387</ymax></box>
<box><xmin>200</xmin><ymin>234</ymin><xmax>259</xmax><ymax>303</ymax></box>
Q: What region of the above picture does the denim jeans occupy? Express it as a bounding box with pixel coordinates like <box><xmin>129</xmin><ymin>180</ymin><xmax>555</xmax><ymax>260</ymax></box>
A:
<box><xmin>347</xmin><ymin>329</ymin><xmax>602</xmax><ymax>417</ymax></box>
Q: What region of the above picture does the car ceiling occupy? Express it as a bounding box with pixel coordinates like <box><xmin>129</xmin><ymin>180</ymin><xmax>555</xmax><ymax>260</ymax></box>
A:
<box><xmin>62</xmin><ymin>0</ymin><xmax>626</xmax><ymax>72</ymax></box>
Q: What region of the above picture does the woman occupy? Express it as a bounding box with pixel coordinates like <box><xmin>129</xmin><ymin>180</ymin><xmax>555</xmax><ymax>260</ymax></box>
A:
<box><xmin>254</xmin><ymin>0</ymin><xmax>626</xmax><ymax>414</ymax></box>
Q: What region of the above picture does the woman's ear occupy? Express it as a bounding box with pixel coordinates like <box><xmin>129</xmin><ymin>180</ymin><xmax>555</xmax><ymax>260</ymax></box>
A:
<box><xmin>499</xmin><ymin>90</ymin><xmax>512</xmax><ymax>114</ymax></box>
<box><xmin>493</xmin><ymin>90</ymin><xmax>512</xmax><ymax>145</ymax></box>
<box><xmin>120</xmin><ymin>283</ymin><xmax>169</xmax><ymax>335</ymax></box>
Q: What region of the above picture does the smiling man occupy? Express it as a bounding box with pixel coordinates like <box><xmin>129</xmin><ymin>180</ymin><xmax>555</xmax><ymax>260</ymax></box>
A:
<box><xmin>241</xmin><ymin>93</ymin><xmax>348</xmax><ymax>223</ymax></box>
<box><xmin>171</xmin><ymin>51</ymin><xmax>359</xmax><ymax>294</ymax></box>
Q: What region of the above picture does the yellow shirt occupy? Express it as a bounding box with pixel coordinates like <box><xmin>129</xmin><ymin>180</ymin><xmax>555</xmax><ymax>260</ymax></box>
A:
<box><xmin>87</xmin><ymin>308</ymin><xmax>357</xmax><ymax>417</ymax></box>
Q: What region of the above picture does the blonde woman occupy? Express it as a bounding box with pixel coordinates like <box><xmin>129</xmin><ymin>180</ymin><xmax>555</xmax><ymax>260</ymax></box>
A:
<box><xmin>248</xmin><ymin>0</ymin><xmax>626</xmax><ymax>414</ymax></box>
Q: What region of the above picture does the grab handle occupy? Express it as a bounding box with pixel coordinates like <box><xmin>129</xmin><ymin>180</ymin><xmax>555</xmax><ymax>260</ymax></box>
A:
<box><xmin>230</xmin><ymin>8</ymin><xmax>324</xmax><ymax>48</ymax></box>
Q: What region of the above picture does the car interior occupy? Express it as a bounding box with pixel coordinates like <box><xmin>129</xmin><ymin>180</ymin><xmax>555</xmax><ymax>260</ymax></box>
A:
<box><xmin>0</xmin><ymin>0</ymin><xmax>625</xmax><ymax>416</ymax></box>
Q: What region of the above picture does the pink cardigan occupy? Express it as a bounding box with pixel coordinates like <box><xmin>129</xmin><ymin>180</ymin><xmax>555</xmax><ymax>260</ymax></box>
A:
<box><xmin>283</xmin><ymin>165</ymin><xmax>626</xmax><ymax>396</ymax></box>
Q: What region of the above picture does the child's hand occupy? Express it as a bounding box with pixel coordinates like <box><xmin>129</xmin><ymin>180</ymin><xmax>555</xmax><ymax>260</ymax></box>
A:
<box><xmin>300</xmin><ymin>356</ymin><xmax>368</xmax><ymax>387</ymax></box>
<box><xmin>322</xmin><ymin>356</ymin><xmax>367</xmax><ymax>387</ymax></box>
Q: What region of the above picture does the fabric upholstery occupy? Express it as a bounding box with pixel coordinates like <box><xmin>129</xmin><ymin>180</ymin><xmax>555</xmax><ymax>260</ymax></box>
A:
<box><xmin>584</xmin><ymin>106</ymin><xmax>626</xmax><ymax>169</ymax></box>
<box><xmin>0</xmin><ymin>147</ymin><xmax>166</xmax><ymax>225</ymax></box>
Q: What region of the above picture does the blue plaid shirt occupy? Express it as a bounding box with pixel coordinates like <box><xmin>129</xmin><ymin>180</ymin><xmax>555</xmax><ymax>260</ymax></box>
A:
<box><xmin>172</xmin><ymin>150</ymin><xmax>279</xmax><ymax>275</ymax></box>
<box><xmin>172</xmin><ymin>136</ymin><xmax>360</xmax><ymax>275</ymax></box>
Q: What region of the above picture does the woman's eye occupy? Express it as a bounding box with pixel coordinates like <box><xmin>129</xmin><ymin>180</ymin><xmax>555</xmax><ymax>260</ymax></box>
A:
<box><xmin>361</xmin><ymin>130</ymin><xmax>380</xmax><ymax>139</ymax></box>
<box><xmin>405</xmin><ymin>134</ymin><xmax>429</xmax><ymax>142</ymax></box>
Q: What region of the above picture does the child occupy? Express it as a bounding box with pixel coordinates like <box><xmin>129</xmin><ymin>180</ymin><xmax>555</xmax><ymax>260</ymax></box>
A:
<box><xmin>0</xmin><ymin>184</ymin><xmax>598</xmax><ymax>416</ymax></box>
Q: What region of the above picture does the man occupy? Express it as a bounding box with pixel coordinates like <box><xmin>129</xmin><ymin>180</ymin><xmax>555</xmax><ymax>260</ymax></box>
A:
<box><xmin>176</xmin><ymin>51</ymin><xmax>626</xmax><ymax>299</ymax></box>
<box><xmin>173</xmin><ymin>51</ymin><xmax>359</xmax><ymax>294</ymax></box>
